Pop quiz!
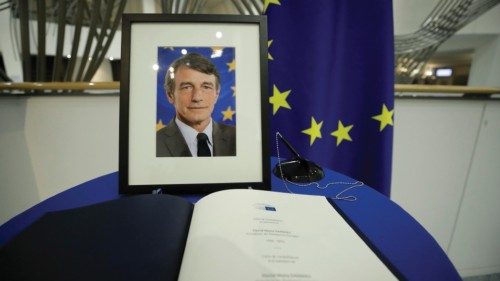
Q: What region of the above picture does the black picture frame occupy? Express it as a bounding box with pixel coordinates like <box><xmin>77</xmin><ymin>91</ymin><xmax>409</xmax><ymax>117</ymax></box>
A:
<box><xmin>119</xmin><ymin>14</ymin><xmax>269</xmax><ymax>194</ymax></box>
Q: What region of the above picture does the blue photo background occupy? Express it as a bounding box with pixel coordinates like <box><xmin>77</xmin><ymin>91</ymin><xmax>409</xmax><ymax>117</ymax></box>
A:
<box><xmin>156</xmin><ymin>47</ymin><xmax>236</xmax><ymax>129</ymax></box>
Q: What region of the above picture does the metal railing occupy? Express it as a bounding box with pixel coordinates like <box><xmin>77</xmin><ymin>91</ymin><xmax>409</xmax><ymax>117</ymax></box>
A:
<box><xmin>1</xmin><ymin>82</ymin><xmax>499</xmax><ymax>96</ymax></box>
<box><xmin>395</xmin><ymin>0</ymin><xmax>500</xmax><ymax>83</ymax></box>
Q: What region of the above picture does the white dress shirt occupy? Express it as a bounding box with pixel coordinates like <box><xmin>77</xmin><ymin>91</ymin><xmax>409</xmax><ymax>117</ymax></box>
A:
<box><xmin>175</xmin><ymin>118</ymin><xmax>214</xmax><ymax>157</ymax></box>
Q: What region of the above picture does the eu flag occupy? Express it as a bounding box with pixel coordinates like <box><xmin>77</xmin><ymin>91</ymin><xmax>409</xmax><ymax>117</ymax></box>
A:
<box><xmin>267</xmin><ymin>1</ymin><xmax>394</xmax><ymax>196</ymax></box>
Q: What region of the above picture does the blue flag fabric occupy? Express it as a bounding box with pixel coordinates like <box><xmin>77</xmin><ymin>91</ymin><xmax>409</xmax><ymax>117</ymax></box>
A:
<box><xmin>267</xmin><ymin>1</ymin><xmax>394</xmax><ymax>196</ymax></box>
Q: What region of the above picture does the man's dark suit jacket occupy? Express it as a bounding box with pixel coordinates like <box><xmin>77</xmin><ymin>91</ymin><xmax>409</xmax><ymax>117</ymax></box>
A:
<box><xmin>156</xmin><ymin>119</ymin><xmax>236</xmax><ymax>157</ymax></box>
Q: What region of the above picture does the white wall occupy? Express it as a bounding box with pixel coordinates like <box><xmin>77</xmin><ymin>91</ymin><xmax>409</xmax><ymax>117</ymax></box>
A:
<box><xmin>393</xmin><ymin>0</ymin><xmax>439</xmax><ymax>35</ymax></box>
<box><xmin>468</xmin><ymin>35</ymin><xmax>500</xmax><ymax>87</ymax></box>
<box><xmin>23</xmin><ymin>96</ymin><xmax>119</xmax><ymax>200</ymax></box>
<box><xmin>0</xmin><ymin>98</ymin><xmax>39</xmax><ymax>224</ymax></box>
<box><xmin>448</xmin><ymin>102</ymin><xmax>500</xmax><ymax>277</ymax></box>
<box><xmin>0</xmin><ymin>96</ymin><xmax>119</xmax><ymax>223</ymax></box>
<box><xmin>459</xmin><ymin>3</ymin><xmax>500</xmax><ymax>35</ymax></box>
<box><xmin>391</xmin><ymin>99</ymin><xmax>484</xmax><ymax>252</ymax></box>
<box><xmin>391</xmin><ymin>99</ymin><xmax>500</xmax><ymax>277</ymax></box>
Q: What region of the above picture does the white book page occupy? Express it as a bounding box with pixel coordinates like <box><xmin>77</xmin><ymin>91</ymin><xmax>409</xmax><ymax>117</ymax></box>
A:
<box><xmin>178</xmin><ymin>189</ymin><xmax>396</xmax><ymax>281</ymax></box>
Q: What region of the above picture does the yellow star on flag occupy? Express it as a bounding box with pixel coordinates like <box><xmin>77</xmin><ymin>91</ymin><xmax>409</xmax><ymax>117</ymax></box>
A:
<box><xmin>156</xmin><ymin>119</ymin><xmax>166</xmax><ymax>131</ymax></box>
<box><xmin>268</xmin><ymin>40</ymin><xmax>273</xmax><ymax>60</ymax></box>
<box><xmin>226</xmin><ymin>59</ymin><xmax>236</xmax><ymax>72</ymax></box>
<box><xmin>211</xmin><ymin>47</ymin><xmax>223</xmax><ymax>58</ymax></box>
<box><xmin>263</xmin><ymin>0</ymin><xmax>281</xmax><ymax>13</ymax></box>
<box><xmin>269</xmin><ymin>85</ymin><xmax>291</xmax><ymax>115</ymax></box>
<box><xmin>331</xmin><ymin>120</ymin><xmax>353</xmax><ymax>146</ymax></box>
<box><xmin>302</xmin><ymin>117</ymin><xmax>323</xmax><ymax>146</ymax></box>
<box><xmin>221</xmin><ymin>106</ymin><xmax>236</xmax><ymax>121</ymax></box>
<box><xmin>372</xmin><ymin>104</ymin><xmax>394</xmax><ymax>131</ymax></box>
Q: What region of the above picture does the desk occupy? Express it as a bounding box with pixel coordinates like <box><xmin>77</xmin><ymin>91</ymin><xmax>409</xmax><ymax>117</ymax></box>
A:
<box><xmin>0</xmin><ymin>158</ymin><xmax>460</xmax><ymax>280</ymax></box>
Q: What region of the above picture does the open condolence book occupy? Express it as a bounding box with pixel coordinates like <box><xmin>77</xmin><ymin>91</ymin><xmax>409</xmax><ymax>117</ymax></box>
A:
<box><xmin>0</xmin><ymin>190</ymin><xmax>396</xmax><ymax>281</ymax></box>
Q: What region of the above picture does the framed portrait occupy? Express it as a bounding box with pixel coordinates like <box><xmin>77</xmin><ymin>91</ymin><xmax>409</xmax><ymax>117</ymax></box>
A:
<box><xmin>119</xmin><ymin>14</ymin><xmax>270</xmax><ymax>194</ymax></box>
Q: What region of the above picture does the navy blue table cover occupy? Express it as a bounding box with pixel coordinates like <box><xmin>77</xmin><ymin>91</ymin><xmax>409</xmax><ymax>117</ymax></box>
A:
<box><xmin>0</xmin><ymin>158</ymin><xmax>461</xmax><ymax>280</ymax></box>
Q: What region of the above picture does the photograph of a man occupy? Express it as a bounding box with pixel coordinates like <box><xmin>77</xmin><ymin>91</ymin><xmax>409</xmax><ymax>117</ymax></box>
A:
<box><xmin>156</xmin><ymin>52</ymin><xmax>236</xmax><ymax>157</ymax></box>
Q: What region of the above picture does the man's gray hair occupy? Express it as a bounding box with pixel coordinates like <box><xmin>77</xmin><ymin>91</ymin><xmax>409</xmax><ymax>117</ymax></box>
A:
<box><xmin>164</xmin><ymin>52</ymin><xmax>220</xmax><ymax>97</ymax></box>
